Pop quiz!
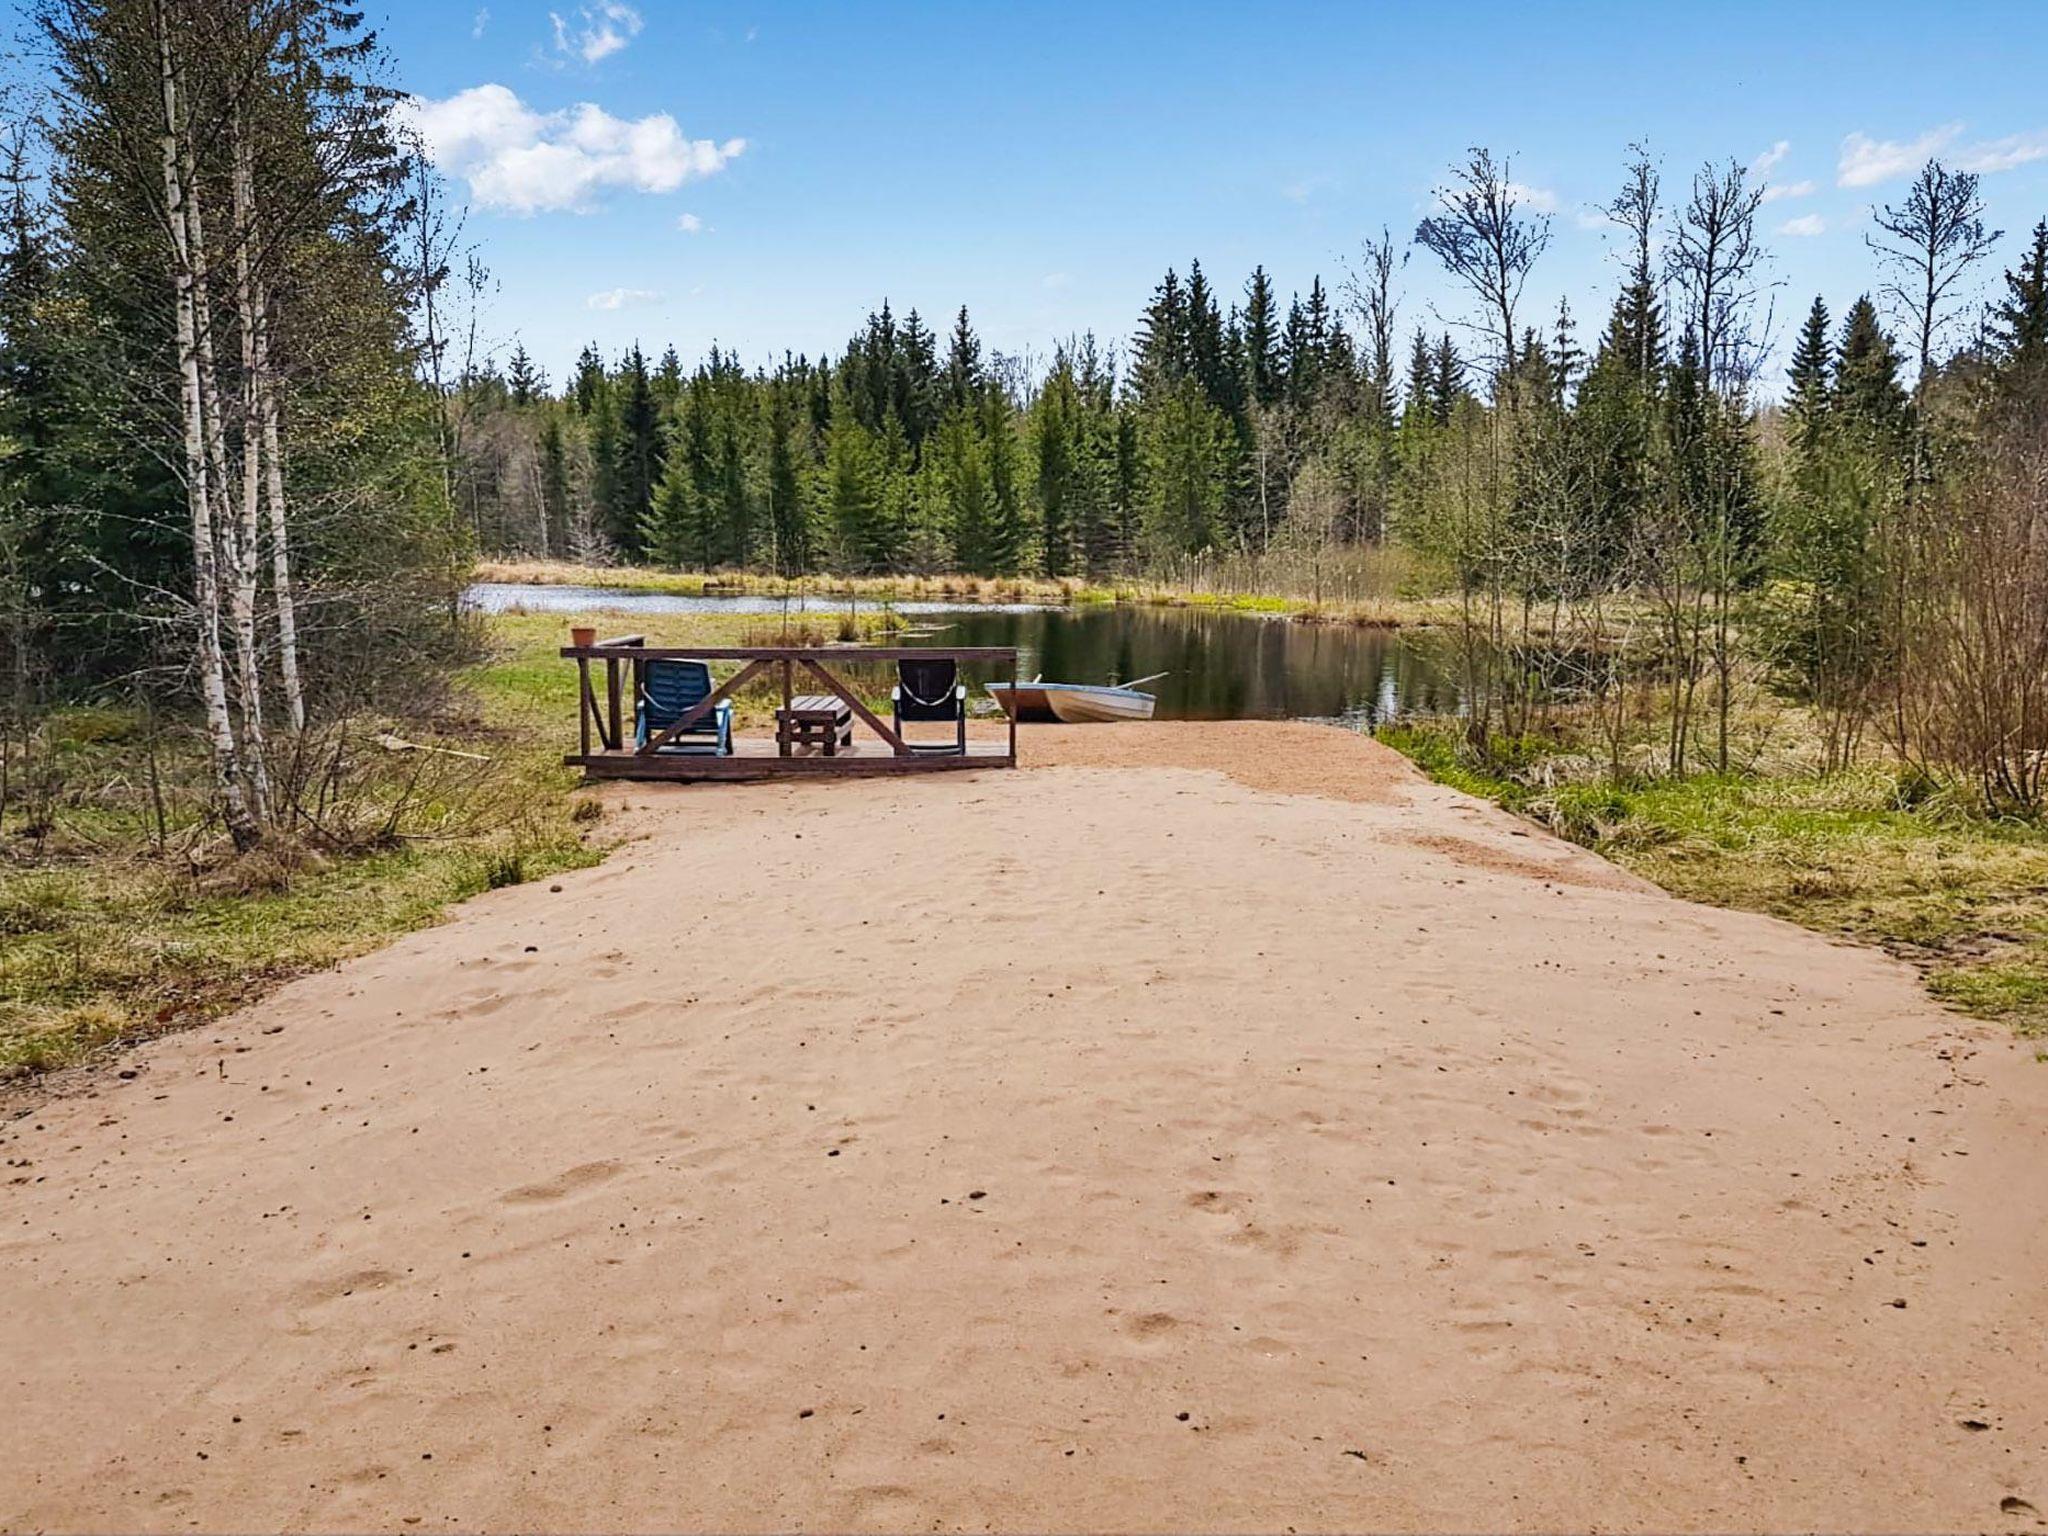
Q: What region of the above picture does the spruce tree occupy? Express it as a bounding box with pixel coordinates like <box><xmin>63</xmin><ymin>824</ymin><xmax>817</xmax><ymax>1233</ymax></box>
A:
<box><xmin>538</xmin><ymin>412</ymin><xmax>571</xmax><ymax>556</ymax></box>
<box><xmin>507</xmin><ymin>342</ymin><xmax>542</xmax><ymax>407</ymax></box>
<box><xmin>895</xmin><ymin>308</ymin><xmax>942</xmax><ymax>453</ymax></box>
<box><xmin>945</xmin><ymin>306</ymin><xmax>983</xmax><ymax>411</ymax></box>
<box><xmin>1032</xmin><ymin>357</ymin><xmax>1082</xmax><ymax>576</ymax></box>
<box><xmin>1131</xmin><ymin>269</ymin><xmax>1188</xmax><ymax>398</ymax></box>
<box><xmin>1989</xmin><ymin>218</ymin><xmax>2048</xmax><ymax>404</ymax></box>
<box><xmin>612</xmin><ymin>345</ymin><xmax>660</xmax><ymax>557</ymax></box>
<box><xmin>821</xmin><ymin>382</ymin><xmax>883</xmax><ymax>572</ymax></box>
<box><xmin>1431</xmin><ymin>334</ymin><xmax>1464</xmax><ymax>424</ymax></box>
<box><xmin>937</xmin><ymin>407</ymin><xmax>993</xmax><ymax>573</ymax></box>
<box><xmin>654</xmin><ymin>345</ymin><xmax>683</xmax><ymax>408</ymax></box>
<box><xmin>1401</xmin><ymin>330</ymin><xmax>1434</xmax><ymax>427</ymax></box>
<box><xmin>1242</xmin><ymin>267</ymin><xmax>1281</xmax><ymax>407</ymax></box>
<box><xmin>982</xmin><ymin>384</ymin><xmax>1025</xmax><ymax>573</ymax></box>
<box><xmin>1833</xmin><ymin>296</ymin><xmax>1909</xmax><ymax>448</ymax></box>
<box><xmin>763</xmin><ymin>378</ymin><xmax>809</xmax><ymax>574</ymax></box>
<box><xmin>573</xmin><ymin>344</ymin><xmax>606</xmax><ymax>415</ymax></box>
<box><xmin>1785</xmin><ymin>297</ymin><xmax>1833</xmax><ymax>454</ymax></box>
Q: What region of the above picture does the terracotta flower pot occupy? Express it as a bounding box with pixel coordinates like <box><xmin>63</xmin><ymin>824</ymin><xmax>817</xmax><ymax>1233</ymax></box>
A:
<box><xmin>570</xmin><ymin>625</ymin><xmax>597</xmax><ymax>649</ymax></box>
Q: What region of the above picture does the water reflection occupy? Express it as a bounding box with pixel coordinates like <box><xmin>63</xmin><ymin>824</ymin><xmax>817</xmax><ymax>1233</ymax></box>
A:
<box><xmin>467</xmin><ymin>582</ymin><xmax>1453</xmax><ymax>724</ymax></box>
<box><xmin>927</xmin><ymin>605</ymin><xmax>1455</xmax><ymax>725</ymax></box>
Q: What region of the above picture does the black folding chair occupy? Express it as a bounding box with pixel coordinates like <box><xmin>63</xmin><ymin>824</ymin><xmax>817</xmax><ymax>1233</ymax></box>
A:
<box><xmin>891</xmin><ymin>657</ymin><xmax>967</xmax><ymax>756</ymax></box>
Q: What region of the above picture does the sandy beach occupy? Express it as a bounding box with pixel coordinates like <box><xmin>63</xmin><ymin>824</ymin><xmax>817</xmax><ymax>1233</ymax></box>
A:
<box><xmin>3</xmin><ymin>721</ymin><xmax>2043</xmax><ymax>1533</ymax></box>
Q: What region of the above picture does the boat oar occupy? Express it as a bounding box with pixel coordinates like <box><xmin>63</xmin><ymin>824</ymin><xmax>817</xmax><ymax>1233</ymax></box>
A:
<box><xmin>1118</xmin><ymin>671</ymin><xmax>1170</xmax><ymax>691</ymax></box>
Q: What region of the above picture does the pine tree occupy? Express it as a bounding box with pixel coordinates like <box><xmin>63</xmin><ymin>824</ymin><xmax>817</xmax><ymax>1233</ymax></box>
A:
<box><xmin>1431</xmin><ymin>334</ymin><xmax>1464</xmax><ymax>424</ymax></box>
<box><xmin>507</xmin><ymin>342</ymin><xmax>542</xmax><ymax>407</ymax></box>
<box><xmin>821</xmin><ymin>383</ymin><xmax>883</xmax><ymax>572</ymax></box>
<box><xmin>1242</xmin><ymin>267</ymin><xmax>1281</xmax><ymax>407</ymax></box>
<box><xmin>1032</xmin><ymin>356</ymin><xmax>1082</xmax><ymax>576</ymax></box>
<box><xmin>587</xmin><ymin>384</ymin><xmax>624</xmax><ymax>552</ymax></box>
<box><xmin>1401</xmin><ymin>329</ymin><xmax>1434</xmax><ymax>427</ymax></box>
<box><xmin>945</xmin><ymin>306</ymin><xmax>983</xmax><ymax>411</ymax></box>
<box><xmin>982</xmin><ymin>384</ymin><xmax>1025</xmax><ymax>573</ymax></box>
<box><xmin>711</xmin><ymin>376</ymin><xmax>753</xmax><ymax>566</ymax></box>
<box><xmin>573</xmin><ymin>344</ymin><xmax>606</xmax><ymax>415</ymax></box>
<box><xmin>1131</xmin><ymin>269</ymin><xmax>1188</xmax><ymax>398</ymax></box>
<box><xmin>1549</xmin><ymin>298</ymin><xmax>1582</xmax><ymax>400</ymax></box>
<box><xmin>654</xmin><ymin>345</ymin><xmax>683</xmax><ymax>408</ymax></box>
<box><xmin>538</xmin><ymin>412</ymin><xmax>571</xmax><ymax>556</ymax></box>
<box><xmin>937</xmin><ymin>407</ymin><xmax>994</xmax><ymax>573</ymax></box>
<box><xmin>763</xmin><ymin>377</ymin><xmax>809</xmax><ymax>574</ymax></box>
<box><xmin>1185</xmin><ymin>260</ymin><xmax>1229</xmax><ymax>409</ymax></box>
<box><xmin>1141</xmin><ymin>379</ymin><xmax>1226</xmax><ymax>553</ymax></box>
<box><xmin>1833</xmin><ymin>296</ymin><xmax>1909</xmax><ymax>448</ymax></box>
<box><xmin>1989</xmin><ymin>218</ymin><xmax>2048</xmax><ymax>404</ymax></box>
<box><xmin>1785</xmin><ymin>296</ymin><xmax>1833</xmax><ymax>454</ymax></box>
<box><xmin>610</xmin><ymin>345</ymin><xmax>660</xmax><ymax>557</ymax></box>
<box><xmin>895</xmin><ymin>308</ymin><xmax>942</xmax><ymax>453</ymax></box>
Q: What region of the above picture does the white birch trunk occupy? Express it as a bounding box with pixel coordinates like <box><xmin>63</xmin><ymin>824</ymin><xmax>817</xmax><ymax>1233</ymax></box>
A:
<box><xmin>235</xmin><ymin>114</ymin><xmax>306</xmax><ymax>732</ymax></box>
<box><xmin>156</xmin><ymin>0</ymin><xmax>258</xmax><ymax>850</ymax></box>
<box><xmin>185</xmin><ymin>116</ymin><xmax>271</xmax><ymax>821</ymax></box>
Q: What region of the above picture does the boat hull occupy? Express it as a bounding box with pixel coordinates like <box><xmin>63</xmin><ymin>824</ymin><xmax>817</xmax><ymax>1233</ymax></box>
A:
<box><xmin>987</xmin><ymin>682</ymin><xmax>1156</xmax><ymax>723</ymax></box>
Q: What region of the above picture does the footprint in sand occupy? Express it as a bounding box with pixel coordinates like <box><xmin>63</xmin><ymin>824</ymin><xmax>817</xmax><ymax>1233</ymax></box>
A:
<box><xmin>293</xmin><ymin>1267</ymin><xmax>401</xmax><ymax>1307</ymax></box>
<box><xmin>500</xmin><ymin>1159</ymin><xmax>625</xmax><ymax>1205</ymax></box>
<box><xmin>1115</xmin><ymin>1310</ymin><xmax>1188</xmax><ymax>1347</ymax></box>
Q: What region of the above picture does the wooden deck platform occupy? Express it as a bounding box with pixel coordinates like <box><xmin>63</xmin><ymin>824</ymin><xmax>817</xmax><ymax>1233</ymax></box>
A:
<box><xmin>570</xmin><ymin>735</ymin><xmax>1013</xmax><ymax>780</ymax></box>
<box><xmin>562</xmin><ymin>636</ymin><xmax>1018</xmax><ymax>782</ymax></box>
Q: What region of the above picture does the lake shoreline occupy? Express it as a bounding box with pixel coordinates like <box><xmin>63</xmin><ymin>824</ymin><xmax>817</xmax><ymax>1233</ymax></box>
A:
<box><xmin>473</xmin><ymin>557</ymin><xmax>1455</xmax><ymax>631</ymax></box>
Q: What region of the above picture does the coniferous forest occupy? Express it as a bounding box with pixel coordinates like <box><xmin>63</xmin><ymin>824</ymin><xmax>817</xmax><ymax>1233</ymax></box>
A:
<box><xmin>2</xmin><ymin>2</ymin><xmax>2047</xmax><ymax>854</ymax></box>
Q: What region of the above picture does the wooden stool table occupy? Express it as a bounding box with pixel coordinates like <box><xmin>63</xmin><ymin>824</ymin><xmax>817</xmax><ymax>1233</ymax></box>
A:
<box><xmin>776</xmin><ymin>693</ymin><xmax>854</xmax><ymax>756</ymax></box>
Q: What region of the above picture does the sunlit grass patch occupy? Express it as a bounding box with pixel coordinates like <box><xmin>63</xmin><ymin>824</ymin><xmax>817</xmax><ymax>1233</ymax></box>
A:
<box><xmin>1383</xmin><ymin>720</ymin><xmax>2048</xmax><ymax>1037</ymax></box>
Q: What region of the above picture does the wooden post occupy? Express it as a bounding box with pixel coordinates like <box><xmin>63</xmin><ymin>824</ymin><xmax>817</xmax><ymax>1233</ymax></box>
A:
<box><xmin>1008</xmin><ymin>648</ymin><xmax>1018</xmax><ymax>765</ymax></box>
<box><xmin>605</xmin><ymin>654</ymin><xmax>623</xmax><ymax>753</ymax></box>
<box><xmin>577</xmin><ymin>657</ymin><xmax>592</xmax><ymax>757</ymax></box>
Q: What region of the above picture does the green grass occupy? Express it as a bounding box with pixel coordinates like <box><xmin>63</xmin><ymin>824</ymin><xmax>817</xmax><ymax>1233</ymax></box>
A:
<box><xmin>1382</xmin><ymin>723</ymin><xmax>2048</xmax><ymax>1038</ymax></box>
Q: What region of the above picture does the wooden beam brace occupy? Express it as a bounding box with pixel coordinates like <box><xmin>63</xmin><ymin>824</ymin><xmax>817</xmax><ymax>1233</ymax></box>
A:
<box><xmin>638</xmin><ymin>658</ymin><xmax>768</xmax><ymax>754</ymax></box>
<box><xmin>800</xmin><ymin>658</ymin><xmax>907</xmax><ymax>755</ymax></box>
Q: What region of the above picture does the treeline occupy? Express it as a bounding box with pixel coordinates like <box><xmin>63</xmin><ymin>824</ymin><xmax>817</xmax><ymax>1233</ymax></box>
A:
<box><xmin>451</xmin><ymin>268</ymin><xmax>1409</xmax><ymax>576</ymax></box>
<box><xmin>437</xmin><ymin>140</ymin><xmax>2048</xmax><ymax>812</ymax></box>
<box><xmin>1</xmin><ymin>0</ymin><xmax>469</xmax><ymax>850</ymax></box>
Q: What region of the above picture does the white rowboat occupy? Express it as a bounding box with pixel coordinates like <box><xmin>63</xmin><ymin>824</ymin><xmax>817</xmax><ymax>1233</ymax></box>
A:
<box><xmin>986</xmin><ymin>675</ymin><xmax>1161</xmax><ymax>724</ymax></box>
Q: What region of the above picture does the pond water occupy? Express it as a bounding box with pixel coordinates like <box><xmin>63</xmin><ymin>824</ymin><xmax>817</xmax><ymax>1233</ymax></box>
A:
<box><xmin>466</xmin><ymin>582</ymin><xmax>1456</xmax><ymax>726</ymax></box>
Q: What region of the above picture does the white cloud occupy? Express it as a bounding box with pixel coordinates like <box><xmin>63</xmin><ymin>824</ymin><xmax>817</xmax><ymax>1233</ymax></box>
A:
<box><xmin>1506</xmin><ymin>181</ymin><xmax>1559</xmax><ymax>214</ymax></box>
<box><xmin>1956</xmin><ymin>131</ymin><xmax>2048</xmax><ymax>175</ymax></box>
<box><xmin>1838</xmin><ymin>124</ymin><xmax>1962</xmax><ymax>186</ymax></box>
<box><xmin>397</xmin><ymin>84</ymin><xmax>745</xmax><ymax>215</ymax></box>
<box><xmin>471</xmin><ymin>7</ymin><xmax>489</xmax><ymax>38</ymax></box>
<box><xmin>1779</xmin><ymin>213</ymin><xmax>1826</xmax><ymax>238</ymax></box>
<box><xmin>551</xmin><ymin>1</ymin><xmax>642</xmax><ymax>64</ymax></box>
<box><xmin>1041</xmin><ymin>272</ymin><xmax>1072</xmax><ymax>290</ymax></box>
<box><xmin>675</xmin><ymin>212</ymin><xmax>705</xmax><ymax>233</ymax></box>
<box><xmin>1838</xmin><ymin>122</ymin><xmax>2048</xmax><ymax>187</ymax></box>
<box><xmin>586</xmin><ymin>287</ymin><xmax>663</xmax><ymax>310</ymax></box>
<box><xmin>1751</xmin><ymin>140</ymin><xmax>1791</xmax><ymax>178</ymax></box>
<box><xmin>1760</xmin><ymin>178</ymin><xmax>1816</xmax><ymax>204</ymax></box>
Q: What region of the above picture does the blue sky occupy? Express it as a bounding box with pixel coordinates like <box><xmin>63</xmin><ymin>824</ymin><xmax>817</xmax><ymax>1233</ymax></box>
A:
<box><xmin>380</xmin><ymin>0</ymin><xmax>2048</xmax><ymax>394</ymax></box>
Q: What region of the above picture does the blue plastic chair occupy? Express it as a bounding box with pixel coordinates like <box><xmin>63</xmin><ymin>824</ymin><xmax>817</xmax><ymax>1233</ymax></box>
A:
<box><xmin>636</xmin><ymin>658</ymin><xmax>733</xmax><ymax>755</ymax></box>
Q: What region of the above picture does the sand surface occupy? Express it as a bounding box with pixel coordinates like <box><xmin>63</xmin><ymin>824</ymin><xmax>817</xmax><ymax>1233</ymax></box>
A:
<box><xmin>4</xmin><ymin>722</ymin><xmax>2045</xmax><ymax>1533</ymax></box>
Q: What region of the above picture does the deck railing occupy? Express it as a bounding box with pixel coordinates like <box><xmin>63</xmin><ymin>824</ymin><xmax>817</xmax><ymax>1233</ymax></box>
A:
<box><xmin>560</xmin><ymin>636</ymin><xmax>1020</xmax><ymax>774</ymax></box>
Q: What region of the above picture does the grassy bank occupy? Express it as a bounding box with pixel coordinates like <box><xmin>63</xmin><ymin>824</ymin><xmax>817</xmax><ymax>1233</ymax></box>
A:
<box><xmin>0</xmin><ymin>608</ymin><xmax>813</xmax><ymax>1080</ymax></box>
<box><xmin>474</xmin><ymin>557</ymin><xmax>1466</xmax><ymax>629</ymax></box>
<box><xmin>1384</xmin><ymin>723</ymin><xmax>2048</xmax><ymax>1041</ymax></box>
<box><xmin>1</xmin><ymin>605</ymin><xmax>955</xmax><ymax>1080</ymax></box>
